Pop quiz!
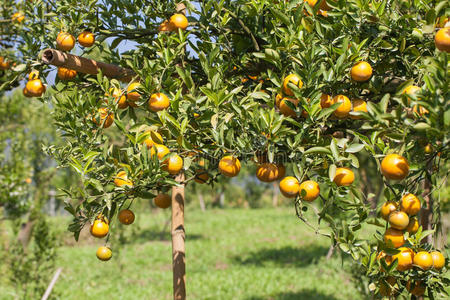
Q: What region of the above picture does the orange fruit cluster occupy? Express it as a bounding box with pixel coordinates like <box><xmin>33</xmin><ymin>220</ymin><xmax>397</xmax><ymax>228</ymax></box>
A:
<box><xmin>56</xmin><ymin>31</ymin><xmax>95</xmax><ymax>52</ymax></box>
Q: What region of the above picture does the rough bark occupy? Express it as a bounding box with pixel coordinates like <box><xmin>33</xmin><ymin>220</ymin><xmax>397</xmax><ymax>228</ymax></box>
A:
<box><xmin>171</xmin><ymin>173</ymin><xmax>186</xmax><ymax>300</ymax></box>
<box><xmin>41</xmin><ymin>49</ymin><xmax>135</xmax><ymax>82</ymax></box>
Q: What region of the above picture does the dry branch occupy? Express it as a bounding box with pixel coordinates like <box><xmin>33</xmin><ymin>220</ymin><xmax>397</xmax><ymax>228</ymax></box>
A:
<box><xmin>41</xmin><ymin>49</ymin><xmax>135</xmax><ymax>82</ymax></box>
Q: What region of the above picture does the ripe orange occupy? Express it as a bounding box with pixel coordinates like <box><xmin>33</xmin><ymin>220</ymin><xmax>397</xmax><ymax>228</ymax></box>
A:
<box><xmin>332</xmin><ymin>95</ymin><xmax>351</xmax><ymax>118</ymax></box>
<box><xmin>170</xmin><ymin>14</ymin><xmax>189</xmax><ymax>30</ymax></box>
<box><xmin>299</xmin><ymin>180</ymin><xmax>320</xmax><ymax>202</ymax></box>
<box><xmin>435</xmin><ymin>28</ymin><xmax>450</xmax><ymax>52</ymax></box>
<box><xmin>305</xmin><ymin>0</ymin><xmax>331</xmax><ymax>10</ymax></box>
<box><xmin>25</xmin><ymin>79</ymin><xmax>46</xmax><ymax>97</ymax></box>
<box><xmin>406</xmin><ymin>217</ymin><xmax>419</xmax><ymax>234</ymax></box>
<box><xmin>56</xmin><ymin>32</ymin><xmax>75</xmax><ymax>51</ymax></box>
<box><xmin>388</xmin><ymin>211</ymin><xmax>409</xmax><ymax>230</ymax></box>
<box><xmin>282</xmin><ymin>74</ymin><xmax>303</xmax><ymax>96</ymax></box>
<box><xmin>106</xmin><ymin>87</ymin><xmax>127</xmax><ymax>109</ymax></box>
<box><xmin>377</xmin><ymin>251</ymin><xmax>394</xmax><ymax>272</ymax></box>
<box><xmin>158</xmin><ymin>20</ymin><xmax>174</xmax><ymax>32</ymax></box>
<box><xmin>320</xmin><ymin>93</ymin><xmax>333</xmax><ymax>108</ymax></box>
<box><xmin>148</xmin><ymin>93</ymin><xmax>170</xmax><ymax>112</ymax></box>
<box><xmin>23</xmin><ymin>87</ymin><xmax>32</xmax><ymax>98</ymax></box>
<box><xmin>350</xmin><ymin>99</ymin><xmax>367</xmax><ymax>119</ymax></box>
<box><xmin>350</xmin><ymin>61</ymin><xmax>372</xmax><ymax>82</ymax></box>
<box><xmin>279</xmin><ymin>97</ymin><xmax>299</xmax><ymax>117</ymax></box>
<box><xmin>276</xmin><ymin>164</ymin><xmax>286</xmax><ymax>180</ymax></box>
<box><xmin>57</xmin><ymin>67</ymin><xmax>77</xmax><ymax>80</ymax></box>
<box><xmin>150</xmin><ymin>144</ymin><xmax>170</xmax><ymax>160</ymax></box>
<box><xmin>90</xmin><ymin>218</ymin><xmax>109</xmax><ymax>238</ymax></box>
<box><xmin>0</xmin><ymin>57</ymin><xmax>10</xmax><ymax>70</ymax></box>
<box><xmin>275</xmin><ymin>93</ymin><xmax>283</xmax><ymax>108</ymax></box>
<box><xmin>194</xmin><ymin>169</ymin><xmax>209</xmax><ymax>184</ymax></box>
<box><xmin>380</xmin><ymin>201</ymin><xmax>398</xmax><ymax>220</ymax></box>
<box><xmin>424</xmin><ymin>143</ymin><xmax>433</xmax><ymax>154</ymax></box>
<box><xmin>392</xmin><ymin>247</ymin><xmax>414</xmax><ymax>271</ymax></box>
<box><xmin>413</xmin><ymin>103</ymin><xmax>429</xmax><ymax>116</ymax></box>
<box><xmin>96</xmin><ymin>246</ymin><xmax>112</xmax><ymax>261</ymax></box>
<box><xmin>406</xmin><ymin>281</ymin><xmax>426</xmax><ymax>297</ymax></box>
<box><xmin>431</xmin><ymin>251</ymin><xmax>445</xmax><ymax>270</ymax></box>
<box><xmin>78</xmin><ymin>31</ymin><xmax>95</xmax><ymax>47</ymax></box>
<box><xmin>218</xmin><ymin>155</ymin><xmax>241</xmax><ymax>177</ymax></box>
<box><xmin>114</xmin><ymin>171</ymin><xmax>133</xmax><ymax>187</ymax></box>
<box><xmin>162</xmin><ymin>154</ymin><xmax>184</xmax><ymax>175</ymax></box>
<box><xmin>414</xmin><ymin>251</ymin><xmax>433</xmax><ymax>270</ymax></box>
<box><xmin>403</xmin><ymin>85</ymin><xmax>421</xmax><ymax>96</ymax></box>
<box><xmin>384</xmin><ymin>228</ymin><xmax>405</xmax><ymax>248</ymax></box>
<box><xmin>118</xmin><ymin>209</ymin><xmax>135</xmax><ymax>225</ymax></box>
<box><xmin>126</xmin><ymin>82</ymin><xmax>141</xmax><ymax>102</ymax></box>
<box><xmin>12</xmin><ymin>12</ymin><xmax>25</xmax><ymax>23</ymax></box>
<box><xmin>154</xmin><ymin>193</ymin><xmax>171</xmax><ymax>209</ymax></box>
<box><xmin>400</xmin><ymin>193</ymin><xmax>421</xmax><ymax>216</ymax></box>
<box><xmin>28</xmin><ymin>70</ymin><xmax>39</xmax><ymax>80</ymax></box>
<box><xmin>279</xmin><ymin>176</ymin><xmax>300</xmax><ymax>198</ymax></box>
<box><xmin>381</xmin><ymin>154</ymin><xmax>409</xmax><ymax>180</ymax></box>
<box><xmin>143</xmin><ymin>131</ymin><xmax>163</xmax><ymax>149</ymax></box>
<box><xmin>256</xmin><ymin>163</ymin><xmax>279</xmax><ymax>182</ymax></box>
<box><xmin>333</xmin><ymin>167</ymin><xmax>354</xmax><ymax>186</ymax></box>
<box><xmin>92</xmin><ymin>108</ymin><xmax>114</xmax><ymax>128</ymax></box>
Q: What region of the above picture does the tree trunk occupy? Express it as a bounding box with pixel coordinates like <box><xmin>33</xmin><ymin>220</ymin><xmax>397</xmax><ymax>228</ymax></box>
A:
<box><xmin>171</xmin><ymin>173</ymin><xmax>186</xmax><ymax>300</ymax></box>
<box><xmin>420</xmin><ymin>170</ymin><xmax>433</xmax><ymax>244</ymax></box>
<box><xmin>198</xmin><ymin>193</ymin><xmax>205</xmax><ymax>212</ymax></box>
<box><xmin>272</xmin><ymin>182</ymin><xmax>279</xmax><ymax>207</ymax></box>
<box><xmin>172</xmin><ymin>4</ymin><xmax>187</xmax><ymax>299</ymax></box>
<box><xmin>18</xmin><ymin>218</ymin><xmax>35</xmax><ymax>248</ymax></box>
<box><xmin>212</xmin><ymin>190</ymin><xmax>224</xmax><ymax>207</ymax></box>
<box><xmin>219</xmin><ymin>192</ymin><xmax>225</xmax><ymax>207</ymax></box>
<box><xmin>326</xmin><ymin>244</ymin><xmax>334</xmax><ymax>260</ymax></box>
<box><xmin>359</xmin><ymin>164</ymin><xmax>379</xmax><ymax>215</ymax></box>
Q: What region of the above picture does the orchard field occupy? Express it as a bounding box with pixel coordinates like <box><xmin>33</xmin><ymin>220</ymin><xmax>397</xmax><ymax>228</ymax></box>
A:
<box><xmin>1</xmin><ymin>207</ymin><xmax>375</xmax><ymax>300</ymax></box>
<box><xmin>1</xmin><ymin>0</ymin><xmax>450</xmax><ymax>300</ymax></box>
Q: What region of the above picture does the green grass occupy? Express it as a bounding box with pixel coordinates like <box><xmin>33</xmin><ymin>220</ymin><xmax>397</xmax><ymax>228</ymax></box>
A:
<box><xmin>1</xmin><ymin>208</ymin><xmax>365</xmax><ymax>300</ymax></box>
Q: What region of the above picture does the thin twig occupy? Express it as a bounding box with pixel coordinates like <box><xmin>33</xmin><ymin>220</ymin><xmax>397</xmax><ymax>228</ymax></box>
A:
<box><xmin>224</xmin><ymin>8</ymin><xmax>260</xmax><ymax>51</ymax></box>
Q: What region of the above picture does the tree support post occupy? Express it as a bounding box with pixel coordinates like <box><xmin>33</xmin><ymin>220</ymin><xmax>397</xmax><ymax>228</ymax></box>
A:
<box><xmin>171</xmin><ymin>173</ymin><xmax>186</xmax><ymax>300</ymax></box>
<box><xmin>172</xmin><ymin>3</ymin><xmax>187</xmax><ymax>300</ymax></box>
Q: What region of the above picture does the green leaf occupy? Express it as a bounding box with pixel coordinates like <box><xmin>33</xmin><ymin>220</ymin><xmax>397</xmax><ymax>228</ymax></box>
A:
<box><xmin>345</xmin><ymin>144</ymin><xmax>365</xmax><ymax>153</ymax></box>
<box><xmin>330</xmin><ymin>139</ymin><xmax>339</xmax><ymax>161</ymax></box>
<box><xmin>303</xmin><ymin>147</ymin><xmax>331</xmax><ymax>155</ymax></box>
<box><xmin>413</xmin><ymin>122</ymin><xmax>431</xmax><ymax>131</ymax></box>
<box><xmin>270</xmin><ymin>8</ymin><xmax>290</xmax><ymax>26</ymax></box>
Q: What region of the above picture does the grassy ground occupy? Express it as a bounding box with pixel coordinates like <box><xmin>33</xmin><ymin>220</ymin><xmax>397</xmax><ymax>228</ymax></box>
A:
<box><xmin>1</xmin><ymin>208</ymin><xmax>366</xmax><ymax>300</ymax></box>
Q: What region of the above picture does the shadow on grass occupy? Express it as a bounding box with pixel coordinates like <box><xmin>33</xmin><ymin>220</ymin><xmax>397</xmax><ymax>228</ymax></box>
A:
<box><xmin>129</xmin><ymin>227</ymin><xmax>203</xmax><ymax>243</ymax></box>
<box><xmin>246</xmin><ymin>289</ymin><xmax>338</xmax><ymax>300</ymax></box>
<box><xmin>233</xmin><ymin>245</ymin><xmax>328</xmax><ymax>267</ymax></box>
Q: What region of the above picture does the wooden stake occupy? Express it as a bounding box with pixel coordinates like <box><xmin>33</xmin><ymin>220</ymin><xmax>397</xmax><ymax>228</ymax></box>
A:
<box><xmin>172</xmin><ymin>4</ymin><xmax>187</xmax><ymax>300</ymax></box>
<box><xmin>41</xmin><ymin>49</ymin><xmax>135</xmax><ymax>82</ymax></box>
<box><xmin>41</xmin><ymin>268</ymin><xmax>62</xmax><ymax>300</ymax></box>
<box><xmin>171</xmin><ymin>173</ymin><xmax>186</xmax><ymax>300</ymax></box>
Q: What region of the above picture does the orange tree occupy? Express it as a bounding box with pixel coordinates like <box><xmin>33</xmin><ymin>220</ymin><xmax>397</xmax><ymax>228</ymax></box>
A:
<box><xmin>1</xmin><ymin>0</ymin><xmax>449</xmax><ymax>299</ymax></box>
